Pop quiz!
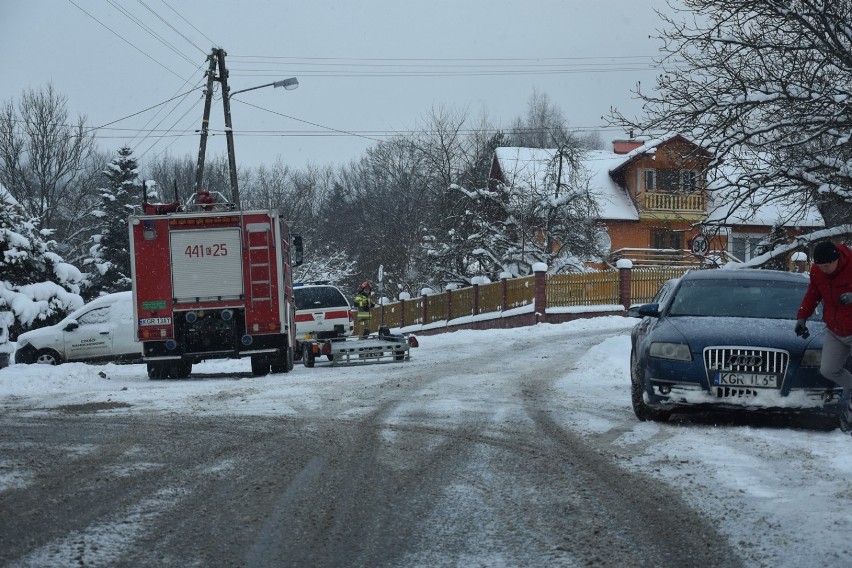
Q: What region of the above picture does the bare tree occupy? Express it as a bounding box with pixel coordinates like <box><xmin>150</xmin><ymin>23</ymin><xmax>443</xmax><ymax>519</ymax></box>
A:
<box><xmin>508</xmin><ymin>89</ymin><xmax>596</xmax><ymax>150</ymax></box>
<box><xmin>0</xmin><ymin>85</ymin><xmax>103</xmax><ymax>261</ymax></box>
<box><xmin>607</xmin><ymin>0</ymin><xmax>852</xmax><ymax>228</ymax></box>
<box><xmin>139</xmin><ymin>153</ymin><xmax>197</xmax><ymax>204</ymax></box>
<box><xmin>458</xmin><ymin>146</ymin><xmax>603</xmax><ymax>277</ymax></box>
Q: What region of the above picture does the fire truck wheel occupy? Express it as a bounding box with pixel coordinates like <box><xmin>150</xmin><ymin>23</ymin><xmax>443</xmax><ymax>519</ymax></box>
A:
<box><xmin>147</xmin><ymin>363</ymin><xmax>167</xmax><ymax>380</ymax></box>
<box><xmin>177</xmin><ymin>361</ymin><xmax>192</xmax><ymax>378</ymax></box>
<box><xmin>270</xmin><ymin>349</ymin><xmax>289</xmax><ymax>374</ymax></box>
<box><xmin>251</xmin><ymin>356</ymin><xmax>271</xmax><ymax>376</ymax></box>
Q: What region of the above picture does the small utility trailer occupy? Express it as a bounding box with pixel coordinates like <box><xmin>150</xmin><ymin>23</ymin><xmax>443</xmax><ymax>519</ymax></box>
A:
<box><xmin>301</xmin><ymin>326</ymin><xmax>419</xmax><ymax>367</ymax></box>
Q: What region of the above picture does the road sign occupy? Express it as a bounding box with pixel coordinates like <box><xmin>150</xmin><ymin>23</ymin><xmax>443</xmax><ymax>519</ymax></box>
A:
<box><xmin>690</xmin><ymin>233</ymin><xmax>709</xmax><ymax>257</ymax></box>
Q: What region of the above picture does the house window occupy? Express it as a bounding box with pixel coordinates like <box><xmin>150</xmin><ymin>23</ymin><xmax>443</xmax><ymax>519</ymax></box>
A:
<box><xmin>730</xmin><ymin>232</ymin><xmax>764</xmax><ymax>262</ymax></box>
<box><xmin>651</xmin><ymin>229</ymin><xmax>683</xmax><ymax>250</ymax></box>
<box><xmin>658</xmin><ymin>170</ymin><xmax>681</xmax><ymax>192</ymax></box>
<box><xmin>646</xmin><ymin>169</ymin><xmax>700</xmax><ymax>192</ymax></box>
<box><xmin>643</xmin><ymin>170</ymin><xmax>656</xmax><ymax>191</ymax></box>
<box><xmin>680</xmin><ymin>170</ymin><xmax>699</xmax><ymax>192</ymax></box>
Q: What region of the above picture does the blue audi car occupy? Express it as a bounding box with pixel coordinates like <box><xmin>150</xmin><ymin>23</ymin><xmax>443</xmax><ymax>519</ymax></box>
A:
<box><xmin>630</xmin><ymin>269</ymin><xmax>844</xmax><ymax>422</ymax></box>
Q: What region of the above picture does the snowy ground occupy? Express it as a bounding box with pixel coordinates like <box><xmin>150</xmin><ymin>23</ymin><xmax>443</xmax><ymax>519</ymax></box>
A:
<box><xmin>1</xmin><ymin>315</ymin><xmax>851</xmax><ymax>567</ymax></box>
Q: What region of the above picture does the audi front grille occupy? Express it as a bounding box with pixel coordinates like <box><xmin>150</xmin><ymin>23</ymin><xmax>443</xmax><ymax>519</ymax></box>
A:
<box><xmin>703</xmin><ymin>346</ymin><xmax>789</xmax><ymax>377</ymax></box>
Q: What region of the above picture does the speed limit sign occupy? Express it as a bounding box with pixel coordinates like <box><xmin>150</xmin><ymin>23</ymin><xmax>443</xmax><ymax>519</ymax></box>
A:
<box><xmin>690</xmin><ymin>233</ymin><xmax>709</xmax><ymax>257</ymax></box>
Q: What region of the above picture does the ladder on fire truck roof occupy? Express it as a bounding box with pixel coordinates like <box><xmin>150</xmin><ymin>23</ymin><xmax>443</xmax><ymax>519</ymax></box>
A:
<box><xmin>246</xmin><ymin>221</ymin><xmax>274</xmax><ymax>308</ymax></box>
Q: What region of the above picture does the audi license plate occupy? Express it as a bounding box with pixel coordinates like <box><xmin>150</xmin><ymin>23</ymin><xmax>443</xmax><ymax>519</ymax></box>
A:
<box><xmin>714</xmin><ymin>371</ymin><xmax>778</xmax><ymax>388</ymax></box>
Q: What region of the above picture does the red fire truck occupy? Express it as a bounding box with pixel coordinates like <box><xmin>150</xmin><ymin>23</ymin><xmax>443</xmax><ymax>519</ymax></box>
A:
<box><xmin>128</xmin><ymin>192</ymin><xmax>303</xmax><ymax>379</ymax></box>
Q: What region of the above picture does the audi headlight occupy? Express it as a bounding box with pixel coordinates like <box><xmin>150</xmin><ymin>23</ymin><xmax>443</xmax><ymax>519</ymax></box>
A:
<box><xmin>801</xmin><ymin>349</ymin><xmax>822</xmax><ymax>368</ymax></box>
<box><xmin>649</xmin><ymin>342</ymin><xmax>692</xmax><ymax>361</ymax></box>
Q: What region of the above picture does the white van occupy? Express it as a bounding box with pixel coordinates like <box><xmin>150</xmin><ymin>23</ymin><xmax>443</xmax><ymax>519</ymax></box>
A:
<box><xmin>14</xmin><ymin>291</ymin><xmax>142</xmax><ymax>365</ymax></box>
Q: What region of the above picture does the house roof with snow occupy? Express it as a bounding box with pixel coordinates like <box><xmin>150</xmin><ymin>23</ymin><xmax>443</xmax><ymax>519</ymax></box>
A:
<box><xmin>492</xmin><ymin>136</ymin><xmax>825</xmax><ymax>230</ymax></box>
<box><xmin>492</xmin><ymin>147</ymin><xmax>639</xmax><ymax>221</ymax></box>
<box><xmin>705</xmin><ymin>153</ymin><xmax>825</xmax><ymax>228</ymax></box>
<box><xmin>607</xmin><ymin>132</ymin><xmax>712</xmax><ymax>177</ymax></box>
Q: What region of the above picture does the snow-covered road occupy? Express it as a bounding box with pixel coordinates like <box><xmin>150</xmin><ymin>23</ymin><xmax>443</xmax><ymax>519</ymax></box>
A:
<box><xmin>1</xmin><ymin>316</ymin><xmax>851</xmax><ymax>567</ymax></box>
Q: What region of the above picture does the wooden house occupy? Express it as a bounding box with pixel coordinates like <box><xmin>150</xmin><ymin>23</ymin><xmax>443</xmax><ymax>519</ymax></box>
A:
<box><xmin>490</xmin><ymin>134</ymin><xmax>825</xmax><ymax>268</ymax></box>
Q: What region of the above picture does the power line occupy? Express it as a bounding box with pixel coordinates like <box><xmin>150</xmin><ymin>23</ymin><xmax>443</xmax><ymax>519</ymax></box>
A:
<box><xmin>85</xmin><ymin>87</ymin><xmax>202</xmax><ymax>132</ymax></box>
<box><xmin>137</xmin><ymin>95</ymin><xmax>204</xmax><ymax>161</ymax></box>
<box><xmin>104</xmin><ymin>0</ymin><xmax>199</xmax><ymax>68</ymax></box>
<box><xmin>66</xmin><ymin>0</ymin><xmax>192</xmax><ymax>83</ymax></box>
<box><xmin>160</xmin><ymin>0</ymin><xmax>218</xmax><ymax>50</ymax></box>
<box><xmin>130</xmin><ymin>79</ymin><xmax>205</xmax><ymax>155</ymax></box>
<box><xmin>137</xmin><ymin>0</ymin><xmax>209</xmax><ymax>57</ymax></box>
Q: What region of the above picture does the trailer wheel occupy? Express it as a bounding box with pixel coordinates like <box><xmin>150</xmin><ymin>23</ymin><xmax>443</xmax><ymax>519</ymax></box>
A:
<box><xmin>251</xmin><ymin>356</ymin><xmax>270</xmax><ymax>376</ymax></box>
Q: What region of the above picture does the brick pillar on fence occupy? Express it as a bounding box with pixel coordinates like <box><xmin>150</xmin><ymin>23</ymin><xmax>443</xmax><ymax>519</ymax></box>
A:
<box><xmin>473</xmin><ymin>284</ymin><xmax>480</xmax><ymax>316</ymax></box>
<box><xmin>617</xmin><ymin>259</ymin><xmax>633</xmax><ymax>310</ymax></box>
<box><xmin>446</xmin><ymin>288</ymin><xmax>453</xmax><ymax>321</ymax></box>
<box><xmin>422</xmin><ymin>293</ymin><xmax>429</xmax><ymax>325</ymax></box>
<box><xmin>534</xmin><ymin>264</ymin><xmax>548</xmax><ymax>323</ymax></box>
<box><xmin>501</xmin><ymin>276</ymin><xmax>509</xmax><ymax>312</ymax></box>
<box><xmin>399</xmin><ymin>298</ymin><xmax>406</xmax><ymax>328</ymax></box>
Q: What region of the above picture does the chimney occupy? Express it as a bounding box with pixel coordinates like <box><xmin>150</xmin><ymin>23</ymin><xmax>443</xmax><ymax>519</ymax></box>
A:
<box><xmin>612</xmin><ymin>139</ymin><xmax>644</xmax><ymax>155</ymax></box>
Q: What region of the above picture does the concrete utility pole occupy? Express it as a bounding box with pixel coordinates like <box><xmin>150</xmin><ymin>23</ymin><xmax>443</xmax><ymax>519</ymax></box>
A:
<box><xmin>192</xmin><ymin>48</ymin><xmax>296</xmax><ymax>210</ymax></box>
<box><xmin>193</xmin><ymin>47</ymin><xmax>240</xmax><ymax>209</ymax></box>
<box><xmin>194</xmin><ymin>52</ymin><xmax>219</xmax><ymax>194</ymax></box>
<box><xmin>216</xmin><ymin>49</ymin><xmax>241</xmax><ymax>209</ymax></box>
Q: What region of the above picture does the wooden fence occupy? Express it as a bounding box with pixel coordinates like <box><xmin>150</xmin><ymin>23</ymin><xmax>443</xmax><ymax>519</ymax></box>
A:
<box><xmin>355</xmin><ymin>265</ymin><xmax>690</xmax><ymax>336</ymax></box>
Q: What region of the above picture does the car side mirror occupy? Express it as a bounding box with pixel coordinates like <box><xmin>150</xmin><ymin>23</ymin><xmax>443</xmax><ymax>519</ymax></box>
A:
<box><xmin>63</xmin><ymin>320</ymin><xmax>79</xmax><ymax>332</ymax></box>
<box><xmin>636</xmin><ymin>303</ymin><xmax>661</xmax><ymax>318</ymax></box>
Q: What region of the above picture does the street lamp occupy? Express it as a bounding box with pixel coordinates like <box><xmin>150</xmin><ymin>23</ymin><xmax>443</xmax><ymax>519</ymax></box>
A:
<box><xmin>229</xmin><ymin>77</ymin><xmax>299</xmax><ymax>98</ymax></box>
<box><xmin>221</xmin><ymin>73</ymin><xmax>299</xmax><ymax>209</ymax></box>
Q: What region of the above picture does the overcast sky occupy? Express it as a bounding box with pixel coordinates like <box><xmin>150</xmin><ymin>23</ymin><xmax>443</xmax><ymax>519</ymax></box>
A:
<box><xmin>1</xmin><ymin>1</ymin><xmax>671</xmax><ymax>169</ymax></box>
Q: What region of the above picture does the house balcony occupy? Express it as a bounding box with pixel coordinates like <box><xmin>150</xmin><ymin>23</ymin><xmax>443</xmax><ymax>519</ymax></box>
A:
<box><xmin>640</xmin><ymin>191</ymin><xmax>706</xmax><ymax>221</ymax></box>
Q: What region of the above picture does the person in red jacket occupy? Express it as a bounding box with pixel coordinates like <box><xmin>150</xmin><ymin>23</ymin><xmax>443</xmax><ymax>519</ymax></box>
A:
<box><xmin>796</xmin><ymin>240</ymin><xmax>852</xmax><ymax>431</ymax></box>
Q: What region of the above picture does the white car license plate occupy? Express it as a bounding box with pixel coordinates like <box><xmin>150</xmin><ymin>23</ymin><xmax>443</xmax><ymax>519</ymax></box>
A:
<box><xmin>715</xmin><ymin>371</ymin><xmax>778</xmax><ymax>388</ymax></box>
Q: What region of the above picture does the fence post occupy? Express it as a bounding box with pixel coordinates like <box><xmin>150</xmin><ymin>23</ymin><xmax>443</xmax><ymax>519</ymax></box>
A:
<box><xmin>398</xmin><ymin>292</ymin><xmax>411</xmax><ymax>328</ymax></box>
<box><xmin>446</xmin><ymin>287</ymin><xmax>454</xmax><ymax>322</ymax></box>
<box><xmin>472</xmin><ymin>283</ymin><xmax>480</xmax><ymax>316</ymax></box>
<box><xmin>421</xmin><ymin>288</ymin><xmax>432</xmax><ymax>325</ymax></box>
<box><xmin>533</xmin><ymin>263</ymin><xmax>548</xmax><ymax>323</ymax></box>
<box><xmin>617</xmin><ymin>258</ymin><xmax>633</xmax><ymax>310</ymax></box>
<box><xmin>500</xmin><ymin>271</ymin><xmax>511</xmax><ymax>312</ymax></box>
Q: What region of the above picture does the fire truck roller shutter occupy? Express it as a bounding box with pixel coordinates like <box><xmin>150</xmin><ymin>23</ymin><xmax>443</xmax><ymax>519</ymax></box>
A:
<box><xmin>170</xmin><ymin>227</ymin><xmax>244</xmax><ymax>303</ymax></box>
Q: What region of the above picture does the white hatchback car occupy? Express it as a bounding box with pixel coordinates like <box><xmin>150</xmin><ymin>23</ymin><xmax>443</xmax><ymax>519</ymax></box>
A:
<box><xmin>293</xmin><ymin>284</ymin><xmax>354</xmax><ymax>340</ymax></box>
<box><xmin>14</xmin><ymin>291</ymin><xmax>142</xmax><ymax>365</ymax></box>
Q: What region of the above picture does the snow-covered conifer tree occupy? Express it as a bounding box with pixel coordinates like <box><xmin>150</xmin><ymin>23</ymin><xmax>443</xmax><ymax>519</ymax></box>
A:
<box><xmin>0</xmin><ymin>185</ymin><xmax>84</xmax><ymax>339</ymax></box>
<box><xmin>84</xmin><ymin>146</ymin><xmax>139</xmax><ymax>297</ymax></box>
